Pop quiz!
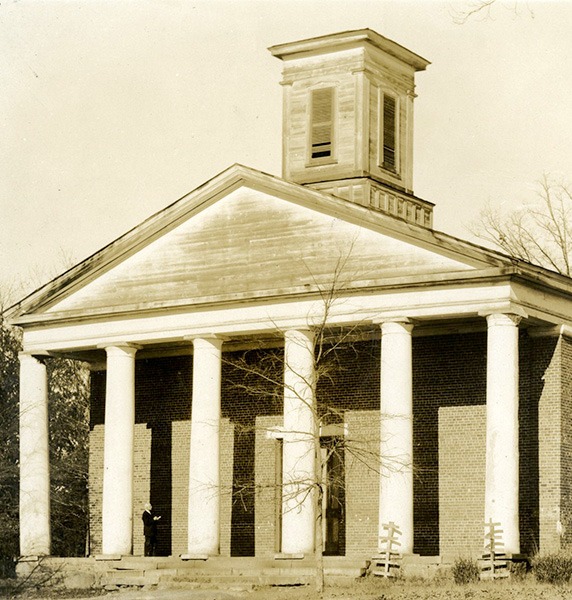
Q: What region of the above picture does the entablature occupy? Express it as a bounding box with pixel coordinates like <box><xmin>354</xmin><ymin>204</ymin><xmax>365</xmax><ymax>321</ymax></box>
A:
<box><xmin>19</xmin><ymin>275</ymin><xmax>571</xmax><ymax>356</ymax></box>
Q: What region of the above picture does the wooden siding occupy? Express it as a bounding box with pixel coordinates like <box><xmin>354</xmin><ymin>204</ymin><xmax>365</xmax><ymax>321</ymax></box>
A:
<box><xmin>283</xmin><ymin>53</ymin><xmax>360</xmax><ymax>183</ymax></box>
<box><xmin>47</xmin><ymin>187</ymin><xmax>475</xmax><ymax>315</ymax></box>
<box><xmin>281</xmin><ymin>45</ymin><xmax>416</xmax><ymax>192</ymax></box>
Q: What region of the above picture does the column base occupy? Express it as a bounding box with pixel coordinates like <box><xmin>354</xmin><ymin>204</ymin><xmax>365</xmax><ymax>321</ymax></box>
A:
<box><xmin>16</xmin><ymin>556</ymin><xmax>50</xmax><ymax>578</ymax></box>
<box><xmin>274</xmin><ymin>553</ymin><xmax>305</xmax><ymax>560</ymax></box>
<box><xmin>94</xmin><ymin>554</ymin><xmax>122</xmax><ymax>561</ymax></box>
<box><xmin>18</xmin><ymin>555</ymin><xmax>44</xmax><ymax>562</ymax></box>
<box><xmin>180</xmin><ymin>554</ymin><xmax>209</xmax><ymax>561</ymax></box>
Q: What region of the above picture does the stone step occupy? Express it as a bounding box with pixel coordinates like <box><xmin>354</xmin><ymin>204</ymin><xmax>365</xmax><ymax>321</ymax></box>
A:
<box><xmin>167</xmin><ymin>568</ymin><xmax>342</xmax><ymax>579</ymax></box>
<box><xmin>102</xmin><ymin>570</ymin><xmax>146</xmax><ymax>587</ymax></box>
<box><xmin>156</xmin><ymin>580</ymin><xmax>256</xmax><ymax>591</ymax></box>
<box><xmin>111</xmin><ymin>556</ymin><xmax>368</xmax><ymax>573</ymax></box>
<box><xmin>102</xmin><ymin>564</ymin><xmax>363</xmax><ymax>585</ymax></box>
<box><xmin>158</xmin><ymin>574</ymin><xmax>314</xmax><ymax>587</ymax></box>
<box><xmin>170</xmin><ymin>566</ymin><xmax>362</xmax><ymax>575</ymax></box>
<box><xmin>97</xmin><ymin>555</ymin><xmax>369</xmax><ymax>587</ymax></box>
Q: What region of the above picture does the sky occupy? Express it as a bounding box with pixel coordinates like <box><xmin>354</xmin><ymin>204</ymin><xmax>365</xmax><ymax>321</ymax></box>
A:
<box><xmin>1</xmin><ymin>0</ymin><xmax>571</xmax><ymax>300</ymax></box>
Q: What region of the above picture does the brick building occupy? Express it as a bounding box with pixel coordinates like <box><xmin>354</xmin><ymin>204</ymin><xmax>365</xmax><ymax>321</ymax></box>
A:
<box><xmin>9</xmin><ymin>29</ymin><xmax>572</xmax><ymax>567</ymax></box>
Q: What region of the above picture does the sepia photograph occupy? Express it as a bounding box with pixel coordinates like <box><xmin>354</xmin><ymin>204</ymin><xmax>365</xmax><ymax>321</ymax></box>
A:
<box><xmin>1</xmin><ymin>1</ymin><xmax>571</xmax><ymax>598</ymax></box>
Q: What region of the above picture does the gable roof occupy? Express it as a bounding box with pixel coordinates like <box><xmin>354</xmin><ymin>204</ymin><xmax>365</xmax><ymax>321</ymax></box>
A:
<box><xmin>6</xmin><ymin>164</ymin><xmax>572</xmax><ymax>326</ymax></box>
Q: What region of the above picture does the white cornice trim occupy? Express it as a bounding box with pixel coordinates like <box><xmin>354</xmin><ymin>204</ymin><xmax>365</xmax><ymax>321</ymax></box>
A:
<box><xmin>269</xmin><ymin>29</ymin><xmax>430</xmax><ymax>72</ymax></box>
<box><xmin>10</xmin><ymin>267</ymin><xmax>514</xmax><ymax>327</ymax></box>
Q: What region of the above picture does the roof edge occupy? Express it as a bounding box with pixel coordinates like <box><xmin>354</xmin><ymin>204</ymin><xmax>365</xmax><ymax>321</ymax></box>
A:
<box><xmin>269</xmin><ymin>28</ymin><xmax>430</xmax><ymax>71</ymax></box>
<box><xmin>6</xmin><ymin>163</ymin><xmax>572</xmax><ymax>324</ymax></box>
<box><xmin>3</xmin><ymin>163</ymin><xmax>255</xmax><ymax>321</ymax></box>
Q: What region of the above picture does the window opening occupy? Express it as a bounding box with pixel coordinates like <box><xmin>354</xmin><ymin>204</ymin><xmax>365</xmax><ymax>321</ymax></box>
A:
<box><xmin>311</xmin><ymin>87</ymin><xmax>334</xmax><ymax>160</ymax></box>
<box><xmin>382</xmin><ymin>93</ymin><xmax>397</xmax><ymax>171</ymax></box>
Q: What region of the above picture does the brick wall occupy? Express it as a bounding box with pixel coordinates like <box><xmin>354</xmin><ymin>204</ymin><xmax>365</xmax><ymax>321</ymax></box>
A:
<box><xmin>132</xmin><ymin>423</ymin><xmax>151</xmax><ymax>556</ymax></box>
<box><xmin>221</xmin><ymin>349</ymin><xmax>282</xmax><ymax>556</ymax></box>
<box><xmin>254</xmin><ymin>415</ymin><xmax>282</xmax><ymax>556</ymax></box>
<box><xmin>316</xmin><ymin>340</ymin><xmax>380</xmax><ymax>557</ymax></box>
<box><xmin>561</xmin><ymin>336</ymin><xmax>572</xmax><ymax>549</ymax></box>
<box><xmin>519</xmin><ymin>333</ymin><xmax>537</xmax><ymax>554</ymax></box>
<box><xmin>88</xmin><ymin>423</ymin><xmax>104</xmax><ymax>554</ymax></box>
<box><xmin>413</xmin><ymin>332</ymin><xmax>487</xmax><ymax>557</ymax></box>
<box><xmin>220</xmin><ymin>418</ymin><xmax>234</xmax><ymax>557</ymax></box>
<box><xmin>171</xmin><ymin>420</ymin><xmax>190</xmax><ymax>555</ymax></box>
<box><xmin>88</xmin><ymin>330</ymin><xmax>564</xmax><ymax>560</ymax></box>
<box><xmin>344</xmin><ymin>410</ymin><xmax>380</xmax><ymax>556</ymax></box>
<box><xmin>535</xmin><ymin>336</ymin><xmax>562</xmax><ymax>552</ymax></box>
<box><xmin>438</xmin><ymin>405</ymin><xmax>486</xmax><ymax>558</ymax></box>
<box><xmin>88</xmin><ymin>370</ymin><xmax>105</xmax><ymax>555</ymax></box>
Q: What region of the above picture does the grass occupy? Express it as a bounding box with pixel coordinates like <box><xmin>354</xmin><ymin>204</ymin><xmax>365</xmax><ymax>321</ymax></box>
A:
<box><xmin>532</xmin><ymin>552</ymin><xmax>572</xmax><ymax>584</ymax></box>
<box><xmin>247</xmin><ymin>576</ymin><xmax>572</xmax><ymax>600</ymax></box>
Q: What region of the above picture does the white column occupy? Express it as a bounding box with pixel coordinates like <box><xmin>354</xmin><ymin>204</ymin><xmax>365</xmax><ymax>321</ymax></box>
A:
<box><xmin>281</xmin><ymin>328</ymin><xmax>316</xmax><ymax>555</ymax></box>
<box><xmin>485</xmin><ymin>313</ymin><xmax>521</xmax><ymax>554</ymax></box>
<box><xmin>102</xmin><ymin>345</ymin><xmax>137</xmax><ymax>556</ymax></box>
<box><xmin>379</xmin><ymin>320</ymin><xmax>414</xmax><ymax>554</ymax></box>
<box><xmin>187</xmin><ymin>337</ymin><xmax>223</xmax><ymax>555</ymax></box>
<box><xmin>19</xmin><ymin>353</ymin><xmax>51</xmax><ymax>556</ymax></box>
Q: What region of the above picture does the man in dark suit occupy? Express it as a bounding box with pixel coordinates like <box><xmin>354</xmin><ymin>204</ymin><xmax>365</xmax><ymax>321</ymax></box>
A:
<box><xmin>142</xmin><ymin>502</ymin><xmax>161</xmax><ymax>556</ymax></box>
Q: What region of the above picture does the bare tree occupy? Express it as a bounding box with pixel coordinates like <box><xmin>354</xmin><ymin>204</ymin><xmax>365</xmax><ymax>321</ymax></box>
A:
<box><xmin>221</xmin><ymin>255</ymin><xmax>408</xmax><ymax>595</ymax></box>
<box><xmin>469</xmin><ymin>174</ymin><xmax>572</xmax><ymax>275</ymax></box>
<box><xmin>451</xmin><ymin>0</ymin><xmax>534</xmax><ymax>25</ymax></box>
<box><xmin>0</xmin><ymin>301</ymin><xmax>21</xmax><ymax>576</ymax></box>
<box><xmin>0</xmin><ymin>247</ymin><xmax>78</xmax><ymax>310</ymax></box>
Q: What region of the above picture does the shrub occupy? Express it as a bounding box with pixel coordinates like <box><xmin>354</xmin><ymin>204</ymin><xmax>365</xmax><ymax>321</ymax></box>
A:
<box><xmin>532</xmin><ymin>552</ymin><xmax>572</xmax><ymax>584</ymax></box>
<box><xmin>451</xmin><ymin>557</ymin><xmax>480</xmax><ymax>585</ymax></box>
<box><xmin>507</xmin><ymin>560</ymin><xmax>528</xmax><ymax>580</ymax></box>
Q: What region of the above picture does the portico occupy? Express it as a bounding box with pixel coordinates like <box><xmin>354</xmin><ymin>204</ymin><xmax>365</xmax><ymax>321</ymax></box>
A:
<box><xmin>18</xmin><ymin>289</ymin><xmax>534</xmax><ymax>559</ymax></box>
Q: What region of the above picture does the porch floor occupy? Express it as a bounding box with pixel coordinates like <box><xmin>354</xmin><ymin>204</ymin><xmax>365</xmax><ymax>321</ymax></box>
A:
<box><xmin>17</xmin><ymin>554</ymin><xmax>447</xmax><ymax>589</ymax></box>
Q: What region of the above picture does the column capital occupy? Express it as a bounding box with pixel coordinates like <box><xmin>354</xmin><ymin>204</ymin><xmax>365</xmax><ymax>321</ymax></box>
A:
<box><xmin>283</xmin><ymin>328</ymin><xmax>315</xmax><ymax>342</ymax></box>
<box><xmin>18</xmin><ymin>351</ymin><xmax>49</xmax><ymax>364</ymax></box>
<box><xmin>377</xmin><ymin>318</ymin><xmax>414</xmax><ymax>335</ymax></box>
<box><xmin>479</xmin><ymin>304</ymin><xmax>527</xmax><ymax>323</ymax></box>
<box><xmin>484</xmin><ymin>312</ymin><xmax>523</xmax><ymax>328</ymax></box>
<box><xmin>99</xmin><ymin>344</ymin><xmax>141</xmax><ymax>358</ymax></box>
<box><xmin>189</xmin><ymin>336</ymin><xmax>224</xmax><ymax>351</ymax></box>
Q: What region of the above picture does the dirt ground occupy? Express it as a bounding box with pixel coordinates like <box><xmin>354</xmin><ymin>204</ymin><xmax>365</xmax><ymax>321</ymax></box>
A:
<box><xmin>3</xmin><ymin>578</ymin><xmax>572</xmax><ymax>600</ymax></box>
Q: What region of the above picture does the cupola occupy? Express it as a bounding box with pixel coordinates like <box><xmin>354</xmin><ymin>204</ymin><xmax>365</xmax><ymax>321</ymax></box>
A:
<box><xmin>270</xmin><ymin>29</ymin><xmax>434</xmax><ymax>227</ymax></box>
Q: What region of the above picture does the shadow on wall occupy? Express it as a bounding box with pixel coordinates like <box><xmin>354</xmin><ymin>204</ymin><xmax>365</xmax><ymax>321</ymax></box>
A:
<box><xmin>411</xmin><ymin>331</ymin><xmax>551</xmax><ymax>558</ymax></box>
<box><xmin>90</xmin><ymin>356</ymin><xmax>192</xmax><ymax>556</ymax></box>
<box><xmin>88</xmin><ymin>332</ymin><xmax>554</xmax><ymax>558</ymax></box>
<box><xmin>222</xmin><ymin>349</ymin><xmax>283</xmax><ymax>557</ymax></box>
<box><xmin>135</xmin><ymin>357</ymin><xmax>192</xmax><ymax>556</ymax></box>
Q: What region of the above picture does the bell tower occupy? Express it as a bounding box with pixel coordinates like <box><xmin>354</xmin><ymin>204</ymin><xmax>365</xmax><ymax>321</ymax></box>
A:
<box><xmin>270</xmin><ymin>29</ymin><xmax>434</xmax><ymax>227</ymax></box>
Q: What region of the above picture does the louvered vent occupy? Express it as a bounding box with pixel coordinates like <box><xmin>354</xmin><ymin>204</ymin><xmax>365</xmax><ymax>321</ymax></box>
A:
<box><xmin>382</xmin><ymin>94</ymin><xmax>397</xmax><ymax>171</ymax></box>
<box><xmin>311</xmin><ymin>88</ymin><xmax>333</xmax><ymax>159</ymax></box>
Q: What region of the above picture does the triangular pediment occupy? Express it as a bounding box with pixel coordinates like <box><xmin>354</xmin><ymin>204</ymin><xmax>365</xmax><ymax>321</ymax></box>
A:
<box><xmin>9</xmin><ymin>165</ymin><xmax>516</xmax><ymax>322</ymax></box>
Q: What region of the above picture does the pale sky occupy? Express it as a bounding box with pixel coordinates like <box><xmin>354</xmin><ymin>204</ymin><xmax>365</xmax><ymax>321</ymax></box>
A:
<box><xmin>1</xmin><ymin>0</ymin><xmax>571</xmax><ymax>300</ymax></box>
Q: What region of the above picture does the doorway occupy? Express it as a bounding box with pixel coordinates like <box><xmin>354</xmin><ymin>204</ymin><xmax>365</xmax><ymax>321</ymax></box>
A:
<box><xmin>320</xmin><ymin>437</ymin><xmax>345</xmax><ymax>556</ymax></box>
<box><xmin>274</xmin><ymin>435</ymin><xmax>346</xmax><ymax>555</ymax></box>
